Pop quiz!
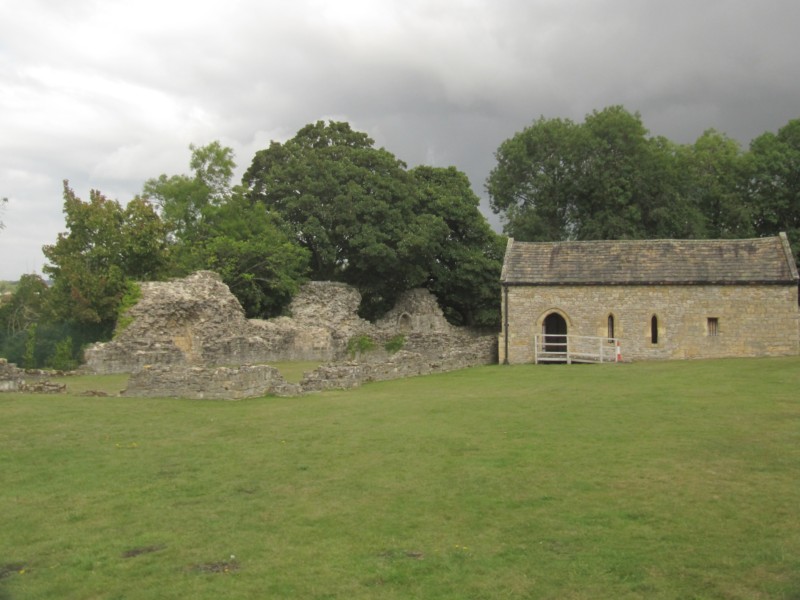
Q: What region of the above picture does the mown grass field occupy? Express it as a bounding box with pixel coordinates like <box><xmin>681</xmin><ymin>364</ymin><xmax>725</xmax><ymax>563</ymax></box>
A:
<box><xmin>1</xmin><ymin>357</ymin><xmax>799</xmax><ymax>599</ymax></box>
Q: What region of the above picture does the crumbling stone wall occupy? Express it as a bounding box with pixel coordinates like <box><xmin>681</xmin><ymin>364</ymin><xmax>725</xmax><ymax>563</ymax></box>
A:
<box><xmin>86</xmin><ymin>273</ymin><xmax>493</xmax><ymax>373</ymax></box>
<box><xmin>123</xmin><ymin>333</ymin><xmax>496</xmax><ymax>399</ymax></box>
<box><xmin>0</xmin><ymin>358</ymin><xmax>21</xmax><ymax>392</ymax></box>
<box><xmin>87</xmin><ymin>271</ymin><xmax>497</xmax><ymax>399</ymax></box>
<box><xmin>376</xmin><ymin>288</ymin><xmax>454</xmax><ymax>334</ymax></box>
<box><xmin>0</xmin><ymin>358</ymin><xmax>67</xmax><ymax>393</ymax></box>
<box><xmin>84</xmin><ymin>274</ymin><xmax>375</xmax><ymax>374</ymax></box>
<box><xmin>124</xmin><ymin>364</ymin><xmax>297</xmax><ymax>400</ymax></box>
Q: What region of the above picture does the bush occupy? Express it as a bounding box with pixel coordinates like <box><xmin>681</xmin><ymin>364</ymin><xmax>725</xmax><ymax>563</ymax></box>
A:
<box><xmin>384</xmin><ymin>334</ymin><xmax>405</xmax><ymax>354</ymax></box>
<box><xmin>113</xmin><ymin>281</ymin><xmax>142</xmax><ymax>338</ymax></box>
<box><xmin>347</xmin><ymin>334</ymin><xmax>376</xmax><ymax>358</ymax></box>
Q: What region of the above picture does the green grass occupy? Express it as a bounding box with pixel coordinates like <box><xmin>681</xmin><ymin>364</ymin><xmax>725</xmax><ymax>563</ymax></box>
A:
<box><xmin>269</xmin><ymin>360</ymin><xmax>322</xmax><ymax>383</ymax></box>
<box><xmin>1</xmin><ymin>357</ymin><xmax>799</xmax><ymax>599</ymax></box>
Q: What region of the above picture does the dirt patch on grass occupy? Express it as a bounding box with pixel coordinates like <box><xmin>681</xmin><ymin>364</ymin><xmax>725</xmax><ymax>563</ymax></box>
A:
<box><xmin>192</xmin><ymin>559</ymin><xmax>239</xmax><ymax>574</ymax></box>
<box><xmin>0</xmin><ymin>563</ymin><xmax>25</xmax><ymax>578</ymax></box>
<box><xmin>379</xmin><ymin>549</ymin><xmax>425</xmax><ymax>560</ymax></box>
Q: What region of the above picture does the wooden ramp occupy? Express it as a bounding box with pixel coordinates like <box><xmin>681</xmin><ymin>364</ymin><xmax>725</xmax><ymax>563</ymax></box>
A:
<box><xmin>534</xmin><ymin>334</ymin><xmax>620</xmax><ymax>364</ymax></box>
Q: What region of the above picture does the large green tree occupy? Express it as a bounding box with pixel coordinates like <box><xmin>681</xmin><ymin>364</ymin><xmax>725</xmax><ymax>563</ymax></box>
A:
<box><xmin>576</xmin><ymin>106</ymin><xmax>702</xmax><ymax>239</ymax></box>
<box><xmin>486</xmin><ymin>116</ymin><xmax>585</xmax><ymax>241</ymax></box>
<box><xmin>411</xmin><ymin>166</ymin><xmax>505</xmax><ymax>327</ymax></box>
<box><xmin>179</xmin><ymin>194</ymin><xmax>310</xmax><ymax>318</ymax></box>
<box><xmin>748</xmin><ymin>118</ymin><xmax>800</xmax><ymax>261</ymax></box>
<box><xmin>683</xmin><ymin>129</ymin><xmax>752</xmax><ymax>238</ymax></box>
<box><xmin>143</xmin><ymin>141</ymin><xmax>235</xmax><ymax>253</ymax></box>
<box><xmin>244</xmin><ymin>121</ymin><xmax>437</xmax><ymax>318</ymax></box>
<box><xmin>487</xmin><ymin>106</ymin><xmax>707</xmax><ymax>241</ymax></box>
<box><xmin>244</xmin><ymin>121</ymin><xmax>503</xmax><ymax>323</ymax></box>
<box><xmin>42</xmin><ymin>182</ymin><xmax>169</xmax><ymax>328</ymax></box>
<box><xmin>144</xmin><ymin>142</ymin><xmax>310</xmax><ymax>317</ymax></box>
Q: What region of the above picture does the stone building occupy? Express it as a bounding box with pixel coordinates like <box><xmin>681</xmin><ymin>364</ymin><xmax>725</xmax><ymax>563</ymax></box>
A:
<box><xmin>499</xmin><ymin>233</ymin><xmax>799</xmax><ymax>363</ymax></box>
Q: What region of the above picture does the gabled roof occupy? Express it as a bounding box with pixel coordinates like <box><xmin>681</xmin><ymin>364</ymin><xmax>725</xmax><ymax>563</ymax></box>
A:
<box><xmin>501</xmin><ymin>233</ymin><xmax>799</xmax><ymax>286</ymax></box>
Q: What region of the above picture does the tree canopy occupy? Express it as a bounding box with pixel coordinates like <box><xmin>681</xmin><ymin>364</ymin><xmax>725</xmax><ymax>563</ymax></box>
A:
<box><xmin>487</xmin><ymin>106</ymin><xmax>800</xmax><ymax>248</ymax></box>
<box><xmin>143</xmin><ymin>142</ymin><xmax>310</xmax><ymax>318</ymax></box>
<box><xmin>487</xmin><ymin>106</ymin><xmax>709</xmax><ymax>241</ymax></box>
<box><xmin>748</xmin><ymin>118</ymin><xmax>800</xmax><ymax>261</ymax></box>
<box><xmin>243</xmin><ymin>121</ymin><xmax>503</xmax><ymax>323</ymax></box>
<box><xmin>42</xmin><ymin>182</ymin><xmax>169</xmax><ymax>327</ymax></box>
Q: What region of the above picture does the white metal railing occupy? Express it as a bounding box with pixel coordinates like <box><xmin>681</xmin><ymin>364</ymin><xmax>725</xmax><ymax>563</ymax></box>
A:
<box><xmin>534</xmin><ymin>334</ymin><xmax>621</xmax><ymax>364</ymax></box>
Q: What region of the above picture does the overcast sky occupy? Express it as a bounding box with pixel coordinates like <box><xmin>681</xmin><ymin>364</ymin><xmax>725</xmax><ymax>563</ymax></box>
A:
<box><xmin>1</xmin><ymin>0</ymin><xmax>799</xmax><ymax>280</ymax></box>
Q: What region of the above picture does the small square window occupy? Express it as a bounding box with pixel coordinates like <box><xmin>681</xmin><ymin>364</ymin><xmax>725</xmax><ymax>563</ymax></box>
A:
<box><xmin>707</xmin><ymin>318</ymin><xmax>719</xmax><ymax>337</ymax></box>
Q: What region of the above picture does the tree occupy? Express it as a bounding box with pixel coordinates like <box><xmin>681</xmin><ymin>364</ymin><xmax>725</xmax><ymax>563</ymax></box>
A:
<box><xmin>144</xmin><ymin>143</ymin><xmax>310</xmax><ymax>317</ymax></box>
<box><xmin>487</xmin><ymin>106</ymin><xmax>706</xmax><ymax>242</ymax></box>
<box><xmin>42</xmin><ymin>182</ymin><xmax>168</xmax><ymax>328</ymax></box>
<box><xmin>684</xmin><ymin>130</ymin><xmax>752</xmax><ymax>238</ymax></box>
<box><xmin>486</xmin><ymin>116</ymin><xmax>586</xmax><ymax>240</ymax></box>
<box><xmin>180</xmin><ymin>194</ymin><xmax>310</xmax><ymax>318</ymax></box>
<box><xmin>244</xmin><ymin>121</ymin><xmax>439</xmax><ymax>318</ymax></box>
<box><xmin>748</xmin><ymin>118</ymin><xmax>800</xmax><ymax>263</ymax></box>
<box><xmin>143</xmin><ymin>141</ymin><xmax>235</xmax><ymax>253</ymax></box>
<box><xmin>0</xmin><ymin>273</ymin><xmax>49</xmax><ymax>337</ymax></box>
<box><xmin>412</xmin><ymin>166</ymin><xmax>505</xmax><ymax>327</ymax></box>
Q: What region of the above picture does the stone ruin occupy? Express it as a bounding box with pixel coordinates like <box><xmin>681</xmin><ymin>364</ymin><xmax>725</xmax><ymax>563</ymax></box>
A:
<box><xmin>83</xmin><ymin>271</ymin><xmax>496</xmax><ymax>399</ymax></box>
<box><xmin>0</xmin><ymin>358</ymin><xmax>67</xmax><ymax>394</ymax></box>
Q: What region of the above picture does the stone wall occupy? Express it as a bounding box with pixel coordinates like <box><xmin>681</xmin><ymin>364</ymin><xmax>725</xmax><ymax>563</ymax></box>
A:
<box><xmin>0</xmin><ymin>358</ymin><xmax>67</xmax><ymax>393</ymax></box>
<box><xmin>84</xmin><ymin>274</ymin><xmax>377</xmax><ymax>374</ymax></box>
<box><xmin>0</xmin><ymin>358</ymin><xmax>21</xmax><ymax>392</ymax></box>
<box><xmin>376</xmin><ymin>288</ymin><xmax>455</xmax><ymax>334</ymax></box>
<box><xmin>86</xmin><ymin>271</ymin><xmax>497</xmax><ymax>398</ymax></box>
<box><xmin>123</xmin><ymin>332</ymin><xmax>496</xmax><ymax>399</ymax></box>
<box><xmin>124</xmin><ymin>364</ymin><xmax>296</xmax><ymax>400</ymax></box>
<box><xmin>500</xmin><ymin>283</ymin><xmax>800</xmax><ymax>363</ymax></box>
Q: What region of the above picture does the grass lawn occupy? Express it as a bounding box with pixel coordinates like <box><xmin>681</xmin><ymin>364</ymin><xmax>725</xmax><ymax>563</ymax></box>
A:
<box><xmin>1</xmin><ymin>357</ymin><xmax>799</xmax><ymax>599</ymax></box>
<box><xmin>270</xmin><ymin>361</ymin><xmax>322</xmax><ymax>383</ymax></box>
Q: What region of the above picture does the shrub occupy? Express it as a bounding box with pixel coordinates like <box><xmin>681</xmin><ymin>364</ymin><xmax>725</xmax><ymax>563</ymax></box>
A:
<box><xmin>384</xmin><ymin>334</ymin><xmax>405</xmax><ymax>354</ymax></box>
<box><xmin>347</xmin><ymin>334</ymin><xmax>376</xmax><ymax>358</ymax></box>
<box><xmin>113</xmin><ymin>281</ymin><xmax>142</xmax><ymax>338</ymax></box>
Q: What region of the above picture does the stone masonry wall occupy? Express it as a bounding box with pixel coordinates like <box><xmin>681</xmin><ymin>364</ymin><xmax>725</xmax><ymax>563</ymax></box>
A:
<box><xmin>0</xmin><ymin>358</ymin><xmax>67</xmax><ymax>393</ymax></box>
<box><xmin>87</xmin><ymin>271</ymin><xmax>497</xmax><ymax>398</ymax></box>
<box><xmin>123</xmin><ymin>333</ymin><xmax>496</xmax><ymax>399</ymax></box>
<box><xmin>500</xmin><ymin>283</ymin><xmax>800</xmax><ymax>364</ymax></box>
<box><xmin>124</xmin><ymin>364</ymin><xmax>295</xmax><ymax>400</ymax></box>
<box><xmin>0</xmin><ymin>358</ymin><xmax>22</xmax><ymax>392</ymax></box>
<box><xmin>84</xmin><ymin>274</ymin><xmax>374</xmax><ymax>374</ymax></box>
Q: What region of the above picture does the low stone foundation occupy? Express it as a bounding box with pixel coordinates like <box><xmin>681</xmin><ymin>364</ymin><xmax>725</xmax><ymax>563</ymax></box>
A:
<box><xmin>124</xmin><ymin>364</ymin><xmax>296</xmax><ymax>400</ymax></box>
<box><xmin>0</xmin><ymin>359</ymin><xmax>68</xmax><ymax>394</ymax></box>
<box><xmin>123</xmin><ymin>334</ymin><xmax>496</xmax><ymax>399</ymax></box>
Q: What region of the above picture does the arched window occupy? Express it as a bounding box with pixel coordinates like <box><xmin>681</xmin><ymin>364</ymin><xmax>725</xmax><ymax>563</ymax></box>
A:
<box><xmin>397</xmin><ymin>313</ymin><xmax>412</xmax><ymax>333</ymax></box>
<box><xmin>607</xmin><ymin>314</ymin><xmax>615</xmax><ymax>340</ymax></box>
<box><xmin>650</xmin><ymin>315</ymin><xmax>658</xmax><ymax>344</ymax></box>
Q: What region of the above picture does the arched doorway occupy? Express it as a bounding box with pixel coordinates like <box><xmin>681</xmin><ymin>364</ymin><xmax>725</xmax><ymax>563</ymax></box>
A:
<box><xmin>543</xmin><ymin>312</ymin><xmax>568</xmax><ymax>354</ymax></box>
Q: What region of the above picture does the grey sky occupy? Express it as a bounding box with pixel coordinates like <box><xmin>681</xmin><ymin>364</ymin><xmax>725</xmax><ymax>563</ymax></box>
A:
<box><xmin>1</xmin><ymin>0</ymin><xmax>799</xmax><ymax>279</ymax></box>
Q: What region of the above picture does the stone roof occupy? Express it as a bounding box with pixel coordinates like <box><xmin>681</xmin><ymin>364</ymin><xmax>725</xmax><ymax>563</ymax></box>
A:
<box><xmin>501</xmin><ymin>233</ymin><xmax>799</xmax><ymax>286</ymax></box>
